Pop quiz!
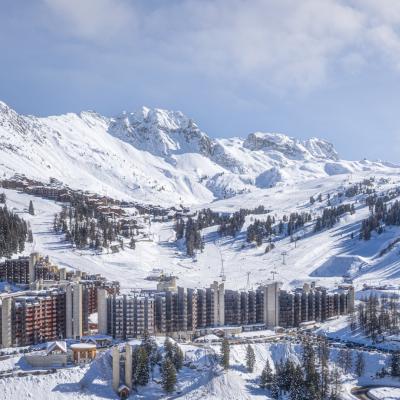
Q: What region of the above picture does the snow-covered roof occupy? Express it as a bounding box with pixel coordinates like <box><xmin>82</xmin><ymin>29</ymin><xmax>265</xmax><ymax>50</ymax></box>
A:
<box><xmin>70</xmin><ymin>343</ymin><xmax>97</xmax><ymax>350</ymax></box>
<box><xmin>194</xmin><ymin>334</ymin><xmax>220</xmax><ymax>342</ymax></box>
<box><xmin>46</xmin><ymin>341</ymin><xmax>67</xmax><ymax>354</ymax></box>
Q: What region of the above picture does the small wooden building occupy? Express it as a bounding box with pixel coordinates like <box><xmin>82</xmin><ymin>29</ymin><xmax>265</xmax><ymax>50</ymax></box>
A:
<box><xmin>70</xmin><ymin>343</ymin><xmax>97</xmax><ymax>364</ymax></box>
<box><xmin>118</xmin><ymin>385</ymin><xmax>130</xmax><ymax>400</ymax></box>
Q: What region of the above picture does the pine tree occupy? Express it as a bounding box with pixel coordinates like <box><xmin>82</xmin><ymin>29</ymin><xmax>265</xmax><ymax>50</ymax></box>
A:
<box><xmin>135</xmin><ymin>346</ymin><xmax>150</xmax><ymax>386</ymax></box>
<box><xmin>246</xmin><ymin>344</ymin><xmax>256</xmax><ymax>372</ymax></box>
<box><xmin>355</xmin><ymin>352</ymin><xmax>365</xmax><ymax>377</ymax></box>
<box><xmin>289</xmin><ymin>365</ymin><xmax>305</xmax><ymax>400</ymax></box>
<box><xmin>161</xmin><ymin>357</ymin><xmax>177</xmax><ymax>393</ymax></box>
<box><xmin>302</xmin><ymin>339</ymin><xmax>319</xmax><ymax>395</ymax></box>
<box><xmin>344</xmin><ymin>349</ymin><xmax>353</xmax><ymax>374</ymax></box>
<box><xmin>270</xmin><ymin>374</ymin><xmax>280</xmax><ymax>399</ymax></box>
<box><xmin>28</xmin><ymin>200</ymin><xmax>35</xmax><ymax>215</ymax></box>
<box><xmin>0</xmin><ymin>205</ymin><xmax>29</xmax><ymax>258</ymax></box>
<box><xmin>329</xmin><ymin>367</ymin><xmax>342</xmax><ymax>400</ymax></box>
<box><xmin>391</xmin><ymin>352</ymin><xmax>400</xmax><ymax>377</ymax></box>
<box><xmin>260</xmin><ymin>359</ymin><xmax>273</xmax><ymax>389</ymax></box>
<box><xmin>221</xmin><ymin>338</ymin><xmax>230</xmax><ymax>370</ymax></box>
<box><xmin>172</xmin><ymin>343</ymin><xmax>184</xmax><ymax>371</ymax></box>
<box><xmin>337</xmin><ymin>348</ymin><xmax>353</xmax><ymax>374</ymax></box>
<box><xmin>164</xmin><ymin>337</ymin><xmax>174</xmax><ymax>360</ymax></box>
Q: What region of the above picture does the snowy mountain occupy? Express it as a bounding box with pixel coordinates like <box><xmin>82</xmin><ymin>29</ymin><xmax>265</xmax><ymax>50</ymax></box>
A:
<box><xmin>0</xmin><ymin>100</ymin><xmax>398</xmax><ymax>206</ymax></box>
<box><xmin>3</xmin><ymin>102</ymin><xmax>400</xmax><ymax>399</ymax></box>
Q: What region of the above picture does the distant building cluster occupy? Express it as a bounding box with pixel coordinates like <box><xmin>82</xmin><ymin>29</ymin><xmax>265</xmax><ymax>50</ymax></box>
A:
<box><xmin>0</xmin><ymin>253</ymin><xmax>355</xmax><ymax>348</ymax></box>
<box><xmin>0</xmin><ymin>175</ymin><xmax>185</xmax><ymax>219</ymax></box>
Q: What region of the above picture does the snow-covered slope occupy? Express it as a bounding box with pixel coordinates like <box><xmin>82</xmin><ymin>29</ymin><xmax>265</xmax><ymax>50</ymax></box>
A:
<box><xmin>1</xmin><ymin>101</ymin><xmax>398</xmax><ymax>206</ymax></box>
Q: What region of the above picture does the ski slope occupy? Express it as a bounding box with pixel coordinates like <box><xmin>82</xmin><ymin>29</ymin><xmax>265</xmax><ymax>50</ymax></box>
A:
<box><xmin>3</xmin><ymin>168</ymin><xmax>400</xmax><ymax>294</ymax></box>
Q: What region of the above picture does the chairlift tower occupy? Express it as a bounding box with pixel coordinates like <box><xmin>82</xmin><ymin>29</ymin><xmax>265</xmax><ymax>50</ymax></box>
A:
<box><xmin>246</xmin><ymin>272</ymin><xmax>251</xmax><ymax>290</ymax></box>
<box><xmin>219</xmin><ymin>248</ymin><xmax>226</xmax><ymax>282</ymax></box>
<box><xmin>271</xmin><ymin>270</ymin><xmax>278</xmax><ymax>281</ymax></box>
<box><xmin>281</xmin><ymin>251</ymin><xmax>287</xmax><ymax>265</ymax></box>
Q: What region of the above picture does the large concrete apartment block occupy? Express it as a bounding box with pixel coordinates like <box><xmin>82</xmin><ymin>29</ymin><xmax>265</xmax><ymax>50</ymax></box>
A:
<box><xmin>97</xmin><ymin>288</ymin><xmax>108</xmax><ymax>335</ymax></box>
<box><xmin>1</xmin><ymin>297</ymin><xmax>12</xmax><ymax>348</ymax></box>
<box><xmin>125</xmin><ymin>343</ymin><xmax>133</xmax><ymax>389</ymax></box>
<box><xmin>262</xmin><ymin>282</ymin><xmax>281</xmax><ymax>329</ymax></box>
<box><xmin>66</xmin><ymin>283</ymin><xmax>83</xmax><ymax>339</ymax></box>
<box><xmin>112</xmin><ymin>346</ymin><xmax>120</xmax><ymax>393</ymax></box>
<box><xmin>102</xmin><ymin>292</ymin><xmax>155</xmax><ymax>339</ymax></box>
<box><xmin>29</xmin><ymin>252</ymin><xmax>40</xmax><ymax>283</ymax></box>
<box><xmin>210</xmin><ymin>281</ymin><xmax>225</xmax><ymax>326</ymax></box>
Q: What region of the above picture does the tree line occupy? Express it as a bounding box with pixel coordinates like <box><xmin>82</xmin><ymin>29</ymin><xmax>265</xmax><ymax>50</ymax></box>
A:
<box><xmin>53</xmin><ymin>201</ymin><xmax>137</xmax><ymax>251</ymax></box>
<box><xmin>245</xmin><ymin>203</ymin><xmax>354</xmax><ymax>249</ymax></box>
<box><xmin>0</xmin><ymin>199</ymin><xmax>32</xmax><ymax>258</ymax></box>
<box><xmin>350</xmin><ymin>293</ymin><xmax>400</xmax><ymax>341</ymax></box>
<box><xmin>220</xmin><ymin>337</ymin><xmax>368</xmax><ymax>400</ymax></box>
<box><xmin>360</xmin><ymin>197</ymin><xmax>400</xmax><ymax>240</ymax></box>
<box><xmin>175</xmin><ymin>206</ymin><xmax>269</xmax><ymax>256</ymax></box>
<box><xmin>126</xmin><ymin>333</ymin><xmax>183</xmax><ymax>394</ymax></box>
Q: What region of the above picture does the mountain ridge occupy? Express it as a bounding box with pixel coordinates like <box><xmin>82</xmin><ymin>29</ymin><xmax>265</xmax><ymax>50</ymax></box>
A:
<box><xmin>0</xmin><ymin>101</ymin><xmax>397</xmax><ymax>205</ymax></box>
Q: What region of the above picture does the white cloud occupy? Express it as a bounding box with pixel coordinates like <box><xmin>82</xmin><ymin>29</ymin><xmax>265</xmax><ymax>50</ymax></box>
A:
<box><xmin>42</xmin><ymin>0</ymin><xmax>137</xmax><ymax>42</ymax></box>
<box><xmin>39</xmin><ymin>0</ymin><xmax>400</xmax><ymax>91</ymax></box>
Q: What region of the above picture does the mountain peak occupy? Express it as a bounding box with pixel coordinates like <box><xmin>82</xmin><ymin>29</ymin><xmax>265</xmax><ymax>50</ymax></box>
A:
<box><xmin>243</xmin><ymin>131</ymin><xmax>338</xmax><ymax>161</ymax></box>
<box><xmin>109</xmin><ymin>106</ymin><xmax>211</xmax><ymax>157</ymax></box>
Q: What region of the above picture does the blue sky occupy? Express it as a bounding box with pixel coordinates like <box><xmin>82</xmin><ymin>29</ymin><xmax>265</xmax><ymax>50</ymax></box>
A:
<box><xmin>1</xmin><ymin>0</ymin><xmax>400</xmax><ymax>161</ymax></box>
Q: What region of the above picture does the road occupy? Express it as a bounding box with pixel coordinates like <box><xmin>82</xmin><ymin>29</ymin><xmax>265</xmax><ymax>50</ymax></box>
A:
<box><xmin>351</xmin><ymin>385</ymin><xmax>400</xmax><ymax>400</ymax></box>
<box><xmin>351</xmin><ymin>386</ymin><xmax>372</xmax><ymax>400</ymax></box>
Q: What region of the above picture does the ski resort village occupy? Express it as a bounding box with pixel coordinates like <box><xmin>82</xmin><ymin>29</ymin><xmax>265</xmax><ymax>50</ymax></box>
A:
<box><xmin>0</xmin><ymin>100</ymin><xmax>400</xmax><ymax>400</ymax></box>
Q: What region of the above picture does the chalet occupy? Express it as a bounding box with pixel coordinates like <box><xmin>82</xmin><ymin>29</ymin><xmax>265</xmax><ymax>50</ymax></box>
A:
<box><xmin>24</xmin><ymin>341</ymin><xmax>68</xmax><ymax>367</ymax></box>
<box><xmin>117</xmin><ymin>385</ymin><xmax>130</xmax><ymax>400</ymax></box>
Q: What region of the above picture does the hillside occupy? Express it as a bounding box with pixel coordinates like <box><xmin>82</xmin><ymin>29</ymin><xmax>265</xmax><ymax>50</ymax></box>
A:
<box><xmin>2</xmin><ymin>170</ymin><xmax>400</xmax><ymax>295</ymax></box>
<box><xmin>1</xmin><ymin>101</ymin><xmax>398</xmax><ymax>207</ymax></box>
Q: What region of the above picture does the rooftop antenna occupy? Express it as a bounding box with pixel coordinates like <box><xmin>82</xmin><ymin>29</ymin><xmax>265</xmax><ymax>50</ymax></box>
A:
<box><xmin>281</xmin><ymin>251</ymin><xmax>287</xmax><ymax>265</ymax></box>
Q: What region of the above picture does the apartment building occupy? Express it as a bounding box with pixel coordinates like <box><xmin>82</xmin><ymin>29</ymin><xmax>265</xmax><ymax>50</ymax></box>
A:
<box><xmin>101</xmin><ymin>293</ymin><xmax>155</xmax><ymax>340</ymax></box>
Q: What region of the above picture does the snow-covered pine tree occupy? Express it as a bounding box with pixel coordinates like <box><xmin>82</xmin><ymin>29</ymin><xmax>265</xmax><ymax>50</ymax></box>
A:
<box><xmin>172</xmin><ymin>343</ymin><xmax>184</xmax><ymax>371</ymax></box>
<box><xmin>344</xmin><ymin>349</ymin><xmax>353</xmax><ymax>374</ymax></box>
<box><xmin>301</xmin><ymin>339</ymin><xmax>320</xmax><ymax>398</ymax></box>
<box><xmin>329</xmin><ymin>367</ymin><xmax>342</xmax><ymax>400</ymax></box>
<box><xmin>221</xmin><ymin>338</ymin><xmax>230</xmax><ymax>370</ymax></box>
<box><xmin>391</xmin><ymin>351</ymin><xmax>400</xmax><ymax>377</ymax></box>
<box><xmin>289</xmin><ymin>365</ymin><xmax>305</xmax><ymax>400</ymax></box>
<box><xmin>161</xmin><ymin>357</ymin><xmax>177</xmax><ymax>393</ymax></box>
<box><xmin>338</xmin><ymin>348</ymin><xmax>352</xmax><ymax>374</ymax></box>
<box><xmin>355</xmin><ymin>352</ymin><xmax>365</xmax><ymax>377</ymax></box>
<box><xmin>135</xmin><ymin>346</ymin><xmax>150</xmax><ymax>386</ymax></box>
<box><xmin>270</xmin><ymin>374</ymin><xmax>280</xmax><ymax>399</ymax></box>
<box><xmin>246</xmin><ymin>344</ymin><xmax>255</xmax><ymax>372</ymax></box>
<box><xmin>260</xmin><ymin>359</ymin><xmax>273</xmax><ymax>389</ymax></box>
<box><xmin>164</xmin><ymin>337</ymin><xmax>174</xmax><ymax>360</ymax></box>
